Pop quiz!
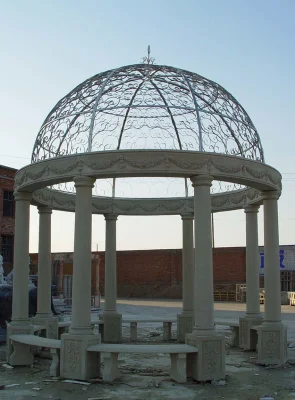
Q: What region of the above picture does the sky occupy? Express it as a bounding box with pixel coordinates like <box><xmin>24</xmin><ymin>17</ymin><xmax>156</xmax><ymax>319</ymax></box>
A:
<box><xmin>0</xmin><ymin>0</ymin><xmax>294</xmax><ymax>253</ymax></box>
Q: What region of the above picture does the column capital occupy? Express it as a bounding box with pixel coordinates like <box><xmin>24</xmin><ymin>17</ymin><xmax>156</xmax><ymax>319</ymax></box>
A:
<box><xmin>181</xmin><ymin>213</ymin><xmax>194</xmax><ymax>220</ymax></box>
<box><xmin>190</xmin><ymin>175</ymin><xmax>213</xmax><ymax>187</ymax></box>
<box><xmin>73</xmin><ymin>176</ymin><xmax>96</xmax><ymax>188</ymax></box>
<box><xmin>244</xmin><ymin>204</ymin><xmax>260</xmax><ymax>214</ymax></box>
<box><xmin>37</xmin><ymin>206</ymin><xmax>52</xmax><ymax>215</ymax></box>
<box><xmin>261</xmin><ymin>190</ymin><xmax>280</xmax><ymax>201</ymax></box>
<box><xmin>104</xmin><ymin>213</ymin><xmax>118</xmax><ymax>221</ymax></box>
<box><xmin>13</xmin><ymin>191</ymin><xmax>32</xmax><ymax>202</ymax></box>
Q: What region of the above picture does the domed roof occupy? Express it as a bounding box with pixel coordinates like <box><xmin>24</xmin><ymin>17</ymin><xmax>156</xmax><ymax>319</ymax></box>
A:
<box><xmin>31</xmin><ymin>63</ymin><xmax>264</xmax><ymax>164</ymax></box>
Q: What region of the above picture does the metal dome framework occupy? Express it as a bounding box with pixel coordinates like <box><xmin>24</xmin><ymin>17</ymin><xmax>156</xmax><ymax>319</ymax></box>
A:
<box><xmin>31</xmin><ymin>64</ymin><xmax>264</xmax><ymax>198</ymax></box>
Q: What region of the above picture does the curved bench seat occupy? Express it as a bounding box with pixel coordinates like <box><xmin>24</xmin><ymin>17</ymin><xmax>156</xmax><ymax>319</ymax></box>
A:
<box><xmin>87</xmin><ymin>343</ymin><xmax>198</xmax><ymax>383</ymax></box>
<box><xmin>9</xmin><ymin>334</ymin><xmax>61</xmax><ymax>377</ymax></box>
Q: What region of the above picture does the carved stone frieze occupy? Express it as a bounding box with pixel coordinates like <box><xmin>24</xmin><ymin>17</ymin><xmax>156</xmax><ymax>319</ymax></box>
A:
<box><xmin>185</xmin><ymin>334</ymin><xmax>225</xmax><ymax>381</ymax></box>
<box><xmin>16</xmin><ymin>151</ymin><xmax>281</xmax><ymax>194</ymax></box>
<box><xmin>177</xmin><ymin>314</ymin><xmax>194</xmax><ymax>343</ymax></box>
<box><xmin>257</xmin><ymin>324</ymin><xmax>287</xmax><ymax>365</ymax></box>
<box><xmin>203</xmin><ymin>340</ymin><xmax>219</xmax><ymax>373</ymax></box>
<box><xmin>65</xmin><ymin>339</ymin><xmax>81</xmax><ymax>374</ymax></box>
<box><xmin>31</xmin><ymin>185</ymin><xmax>263</xmax><ymax>215</ymax></box>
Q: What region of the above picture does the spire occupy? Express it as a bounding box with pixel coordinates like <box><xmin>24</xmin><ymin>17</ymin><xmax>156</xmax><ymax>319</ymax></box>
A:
<box><xmin>141</xmin><ymin>45</ymin><xmax>155</xmax><ymax>64</ymax></box>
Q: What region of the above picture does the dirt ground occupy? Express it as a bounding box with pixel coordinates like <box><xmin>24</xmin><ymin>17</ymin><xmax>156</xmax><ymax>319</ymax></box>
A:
<box><xmin>1</xmin><ymin>300</ymin><xmax>295</xmax><ymax>400</ymax></box>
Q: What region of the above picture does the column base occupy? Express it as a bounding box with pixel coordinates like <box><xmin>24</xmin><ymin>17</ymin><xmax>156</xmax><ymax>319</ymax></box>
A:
<box><xmin>257</xmin><ymin>322</ymin><xmax>287</xmax><ymax>366</ymax></box>
<box><xmin>239</xmin><ymin>316</ymin><xmax>263</xmax><ymax>350</ymax></box>
<box><xmin>103</xmin><ymin>312</ymin><xmax>122</xmax><ymax>343</ymax></box>
<box><xmin>60</xmin><ymin>333</ymin><xmax>101</xmax><ymax>380</ymax></box>
<box><xmin>185</xmin><ymin>332</ymin><xmax>225</xmax><ymax>381</ymax></box>
<box><xmin>177</xmin><ymin>312</ymin><xmax>194</xmax><ymax>343</ymax></box>
<box><xmin>6</xmin><ymin>323</ymin><xmax>34</xmax><ymax>364</ymax></box>
<box><xmin>32</xmin><ymin>316</ymin><xmax>59</xmax><ymax>339</ymax></box>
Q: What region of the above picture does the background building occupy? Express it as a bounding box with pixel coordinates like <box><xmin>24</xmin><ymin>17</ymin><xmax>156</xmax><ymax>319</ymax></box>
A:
<box><xmin>29</xmin><ymin>245</ymin><xmax>295</xmax><ymax>301</ymax></box>
<box><xmin>0</xmin><ymin>165</ymin><xmax>17</xmax><ymax>273</ymax></box>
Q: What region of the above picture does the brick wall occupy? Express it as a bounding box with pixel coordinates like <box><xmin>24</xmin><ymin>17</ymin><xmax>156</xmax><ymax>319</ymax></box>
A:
<box><xmin>0</xmin><ymin>165</ymin><xmax>17</xmax><ymax>273</ymax></box>
<box><xmin>30</xmin><ymin>247</ymin><xmax>246</xmax><ymax>298</ymax></box>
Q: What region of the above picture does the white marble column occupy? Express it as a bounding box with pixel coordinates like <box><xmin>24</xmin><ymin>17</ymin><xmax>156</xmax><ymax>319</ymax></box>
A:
<box><xmin>191</xmin><ymin>175</ymin><xmax>215</xmax><ymax>335</ymax></box>
<box><xmin>103</xmin><ymin>214</ymin><xmax>122</xmax><ymax>343</ymax></box>
<box><xmin>8</xmin><ymin>192</ymin><xmax>34</xmax><ymax>364</ymax></box>
<box><xmin>257</xmin><ymin>191</ymin><xmax>287</xmax><ymax>365</ymax></box>
<box><xmin>58</xmin><ymin>261</ymin><xmax>64</xmax><ymax>297</ymax></box>
<box><xmin>263</xmin><ymin>192</ymin><xmax>281</xmax><ymax>323</ymax></box>
<box><xmin>11</xmin><ymin>192</ymin><xmax>32</xmax><ymax>326</ymax></box>
<box><xmin>33</xmin><ymin>206</ymin><xmax>58</xmax><ymax>339</ymax></box>
<box><xmin>239</xmin><ymin>204</ymin><xmax>262</xmax><ymax>350</ymax></box>
<box><xmin>61</xmin><ymin>176</ymin><xmax>100</xmax><ymax>381</ymax></box>
<box><xmin>69</xmin><ymin>176</ymin><xmax>96</xmax><ymax>335</ymax></box>
<box><xmin>185</xmin><ymin>176</ymin><xmax>225</xmax><ymax>382</ymax></box>
<box><xmin>177</xmin><ymin>213</ymin><xmax>194</xmax><ymax>342</ymax></box>
<box><xmin>36</xmin><ymin>206</ymin><xmax>52</xmax><ymax>319</ymax></box>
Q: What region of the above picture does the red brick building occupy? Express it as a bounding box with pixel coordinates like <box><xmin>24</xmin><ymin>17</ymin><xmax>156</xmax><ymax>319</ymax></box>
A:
<box><xmin>30</xmin><ymin>247</ymin><xmax>247</xmax><ymax>299</ymax></box>
<box><xmin>0</xmin><ymin>165</ymin><xmax>17</xmax><ymax>273</ymax></box>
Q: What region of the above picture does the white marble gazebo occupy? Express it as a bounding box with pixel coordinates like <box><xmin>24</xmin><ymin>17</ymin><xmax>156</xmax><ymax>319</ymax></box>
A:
<box><xmin>7</xmin><ymin>60</ymin><xmax>286</xmax><ymax>381</ymax></box>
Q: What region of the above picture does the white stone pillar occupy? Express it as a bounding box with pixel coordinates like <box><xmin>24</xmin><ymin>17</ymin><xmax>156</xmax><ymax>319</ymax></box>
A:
<box><xmin>177</xmin><ymin>213</ymin><xmax>194</xmax><ymax>343</ymax></box>
<box><xmin>191</xmin><ymin>176</ymin><xmax>215</xmax><ymax>335</ymax></box>
<box><xmin>263</xmin><ymin>192</ymin><xmax>281</xmax><ymax>323</ymax></box>
<box><xmin>33</xmin><ymin>206</ymin><xmax>58</xmax><ymax>339</ymax></box>
<box><xmin>103</xmin><ymin>214</ymin><xmax>122</xmax><ymax>343</ymax></box>
<box><xmin>69</xmin><ymin>176</ymin><xmax>95</xmax><ymax>335</ymax></box>
<box><xmin>58</xmin><ymin>261</ymin><xmax>64</xmax><ymax>297</ymax></box>
<box><xmin>257</xmin><ymin>191</ymin><xmax>287</xmax><ymax>365</ymax></box>
<box><xmin>185</xmin><ymin>176</ymin><xmax>225</xmax><ymax>382</ymax></box>
<box><xmin>239</xmin><ymin>205</ymin><xmax>262</xmax><ymax>350</ymax></box>
<box><xmin>7</xmin><ymin>192</ymin><xmax>34</xmax><ymax>364</ymax></box>
<box><xmin>36</xmin><ymin>206</ymin><xmax>53</xmax><ymax>319</ymax></box>
<box><xmin>11</xmin><ymin>192</ymin><xmax>32</xmax><ymax>326</ymax></box>
<box><xmin>61</xmin><ymin>176</ymin><xmax>100</xmax><ymax>381</ymax></box>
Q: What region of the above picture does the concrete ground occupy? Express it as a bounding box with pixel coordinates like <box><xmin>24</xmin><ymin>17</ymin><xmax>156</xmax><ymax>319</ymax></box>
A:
<box><xmin>1</xmin><ymin>300</ymin><xmax>295</xmax><ymax>400</ymax></box>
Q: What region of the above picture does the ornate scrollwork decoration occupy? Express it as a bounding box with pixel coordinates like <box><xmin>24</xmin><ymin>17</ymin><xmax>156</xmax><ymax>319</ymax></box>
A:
<box><xmin>31</xmin><ymin>63</ymin><xmax>264</xmax><ymax>197</ymax></box>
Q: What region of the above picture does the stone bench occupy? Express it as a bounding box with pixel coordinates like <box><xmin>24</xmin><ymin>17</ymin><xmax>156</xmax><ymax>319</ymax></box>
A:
<box><xmin>215</xmin><ymin>321</ymin><xmax>260</xmax><ymax>348</ymax></box>
<box><xmin>58</xmin><ymin>321</ymin><xmax>104</xmax><ymax>337</ymax></box>
<box><xmin>33</xmin><ymin>324</ymin><xmax>46</xmax><ymax>334</ymax></box>
<box><xmin>123</xmin><ymin>318</ymin><xmax>177</xmax><ymax>342</ymax></box>
<box><xmin>215</xmin><ymin>321</ymin><xmax>240</xmax><ymax>346</ymax></box>
<box><xmin>57</xmin><ymin>318</ymin><xmax>175</xmax><ymax>342</ymax></box>
<box><xmin>9</xmin><ymin>334</ymin><xmax>61</xmax><ymax>377</ymax></box>
<box><xmin>87</xmin><ymin>343</ymin><xmax>198</xmax><ymax>383</ymax></box>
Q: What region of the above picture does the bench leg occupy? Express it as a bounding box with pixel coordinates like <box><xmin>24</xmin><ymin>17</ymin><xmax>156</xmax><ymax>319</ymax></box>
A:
<box><xmin>103</xmin><ymin>352</ymin><xmax>120</xmax><ymax>382</ymax></box>
<box><xmin>99</xmin><ymin>323</ymin><xmax>104</xmax><ymax>341</ymax></box>
<box><xmin>230</xmin><ymin>326</ymin><xmax>240</xmax><ymax>347</ymax></box>
<box><xmin>170</xmin><ymin>353</ymin><xmax>187</xmax><ymax>383</ymax></box>
<box><xmin>50</xmin><ymin>348</ymin><xmax>60</xmax><ymax>377</ymax></box>
<box><xmin>9</xmin><ymin>342</ymin><xmax>34</xmax><ymax>366</ymax></box>
<box><xmin>130</xmin><ymin>322</ymin><xmax>137</xmax><ymax>342</ymax></box>
<box><xmin>163</xmin><ymin>322</ymin><xmax>172</xmax><ymax>342</ymax></box>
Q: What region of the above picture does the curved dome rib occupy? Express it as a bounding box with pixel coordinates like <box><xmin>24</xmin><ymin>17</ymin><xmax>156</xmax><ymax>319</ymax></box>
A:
<box><xmin>193</xmin><ymin>88</ymin><xmax>246</xmax><ymax>157</ymax></box>
<box><xmin>148</xmin><ymin>76</ymin><xmax>189</xmax><ymax>196</ymax></box>
<box><xmin>182</xmin><ymin>74</ymin><xmax>204</xmax><ymax>152</ymax></box>
<box><xmin>88</xmin><ymin>68</ymin><xmax>120</xmax><ymax>152</ymax></box>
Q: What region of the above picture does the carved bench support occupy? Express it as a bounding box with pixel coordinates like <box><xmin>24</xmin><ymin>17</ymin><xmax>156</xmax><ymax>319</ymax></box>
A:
<box><xmin>163</xmin><ymin>321</ymin><xmax>172</xmax><ymax>342</ymax></box>
<box><xmin>50</xmin><ymin>348</ymin><xmax>60</xmax><ymax>377</ymax></box>
<box><xmin>170</xmin><ymin>353</ymin><xmax>187</xmax><ymax>383</ymax></box>
<box><xmin>10</xmin><ymin>341</ymin><xmax>34</xmax><ymax>366</ymax></box>
<box><xmin>130</xmin><ymin>322</ymin><xmax>137</xmax><ymax>342</ymax></box>
<box><xmin>103</xmin><ymin>352</ymin><xmax>120</xmax><ymax>381</ymax></box>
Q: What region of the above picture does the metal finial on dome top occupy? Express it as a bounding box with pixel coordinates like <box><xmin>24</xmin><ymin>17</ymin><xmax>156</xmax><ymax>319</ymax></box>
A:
<box><xmin>141</xmin><ymin>45</ymin><xmax>155</xmax><ymax>64</ymax></box>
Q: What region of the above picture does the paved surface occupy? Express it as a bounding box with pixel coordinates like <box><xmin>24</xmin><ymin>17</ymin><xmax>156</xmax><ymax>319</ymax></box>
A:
<box><xmin>1</xmin><ymin>299</ymin><xmax>295</xmax><ymax>400</ymax></box>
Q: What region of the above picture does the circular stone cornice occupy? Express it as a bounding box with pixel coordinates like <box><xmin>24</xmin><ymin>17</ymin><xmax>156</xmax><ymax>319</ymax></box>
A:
<box><xmin>15</xmin><ymin>150</ymin><xmax>281</xmax><ymax>193</ymax></box>
<box><xmin>31</xmin><ymin>186</ymin><xmax>265</xmax><ymax>215</ymax></box>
